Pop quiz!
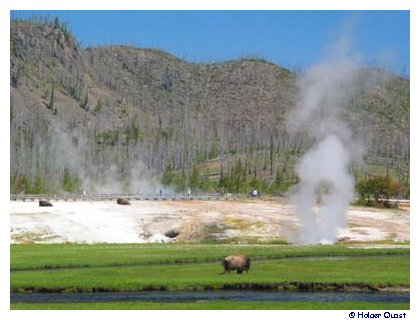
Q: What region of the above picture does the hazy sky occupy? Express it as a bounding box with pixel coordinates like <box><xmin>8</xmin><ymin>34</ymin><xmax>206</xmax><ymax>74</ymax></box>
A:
<box><xmin>11</xmin><ymin>10</ymin><xmax>410</xmax><ymax>76</ymax></box>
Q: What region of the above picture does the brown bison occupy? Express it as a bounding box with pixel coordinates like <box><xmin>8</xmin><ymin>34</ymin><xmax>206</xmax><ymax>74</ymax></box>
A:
<box><xmin>222</xmin><ymin>254</ymin><xmax>251</xmax><ymax>274</ymax></box>
<box><xmin>117</xmin><ymin>198</ymin><xmax>131</xmax><ymax>205</ymax></box>
<box><xmin>39</xmin><ymin>200</ymin><xmax>53</xmax><ymax>207</ymax></box>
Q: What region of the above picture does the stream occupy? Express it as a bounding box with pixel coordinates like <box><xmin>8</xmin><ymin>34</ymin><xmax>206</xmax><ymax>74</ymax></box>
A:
<box><xmin>11</xmin><ymin>290</ymin><xmax>409</xmax><ymax>304</ymax></box>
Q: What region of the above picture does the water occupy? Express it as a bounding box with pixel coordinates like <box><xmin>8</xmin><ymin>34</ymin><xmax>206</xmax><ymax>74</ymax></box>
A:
<box><xmin>11</xmin><ymin>291</ymin><xmax>409</xmax><ymax>304</ymax></box>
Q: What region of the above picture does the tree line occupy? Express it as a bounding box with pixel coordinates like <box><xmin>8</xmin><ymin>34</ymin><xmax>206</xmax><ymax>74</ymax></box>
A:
<box><xmin>10</xmin><ymin>17</ymin><xmax>410</xmax><ymax>200</ymax></box>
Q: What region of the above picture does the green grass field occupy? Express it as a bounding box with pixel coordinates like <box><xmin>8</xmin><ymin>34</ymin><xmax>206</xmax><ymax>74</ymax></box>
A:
<box><xmin>10</xmin><ymin>243</ymin><xmax>409</xmax><ymax>270</ymax></box>
<box><xmin>10</xmin><ymin>243</ymin><xmax>410</xmax><ymax>309</ymax></box>
<box><xmin>11</xmin><ymin>301</ymin><xmax>410</xmax><ymax>310</ymax></box>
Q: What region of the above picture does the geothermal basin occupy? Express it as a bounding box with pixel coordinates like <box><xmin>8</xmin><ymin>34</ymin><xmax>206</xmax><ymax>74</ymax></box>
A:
<box><xmin>10</xmin><ymin>199</ymin><xmax>409</xmax><ymax>245</ymax></box>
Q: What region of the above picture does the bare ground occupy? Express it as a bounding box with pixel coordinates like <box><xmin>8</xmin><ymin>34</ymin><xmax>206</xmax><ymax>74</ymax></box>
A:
<box><xmin>10</xmin><ymin>199</ymin><xmax>410</xmax><ymax>245</ymax></box>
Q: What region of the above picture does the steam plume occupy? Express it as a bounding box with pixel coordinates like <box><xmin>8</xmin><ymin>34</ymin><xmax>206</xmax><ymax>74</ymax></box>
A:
<box><xmin>289</xmin><ymin>31</ymin><xmax>362</xmax><ymax>244</ymax></box>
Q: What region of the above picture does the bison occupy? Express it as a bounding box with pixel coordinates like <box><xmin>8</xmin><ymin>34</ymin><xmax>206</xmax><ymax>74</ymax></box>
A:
<box><xmin>39</xmin><ymin>200</ymin><xmax>53</xmax><ymax>207</ymax></box>
<box><xmin>117</xmin><ymin>198</ymin><xmax>131</xmax><ymax>205</ymax></box>
<box><xmin>222</xmin><ymin>254</ymin><xmax>251</xmax><ymax>274</ymax></box>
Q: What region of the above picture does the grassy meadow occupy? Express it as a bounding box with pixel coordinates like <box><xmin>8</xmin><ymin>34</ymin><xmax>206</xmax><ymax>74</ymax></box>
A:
<box><xmin>10</xmin><ymin>243</ymin><xmax>410</xmax><ymax>309</ymax></box>
<box><xmin>11</xmin><ymin>301</ymin><xmax>410</xmax><ymax>310</ymax></box>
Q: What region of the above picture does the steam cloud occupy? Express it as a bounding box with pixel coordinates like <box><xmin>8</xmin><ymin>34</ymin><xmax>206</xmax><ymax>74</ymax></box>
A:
<box><xmin>289</xmin><ymin>32</ymin><xmax>363</xmax><ymax>244</ymax></box>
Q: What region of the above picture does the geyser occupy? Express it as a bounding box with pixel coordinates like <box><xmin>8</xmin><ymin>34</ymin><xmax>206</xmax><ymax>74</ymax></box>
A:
<box><xmin>288</xmin><ymin>32</ymin><xmax>362</xmax><ymax>244</ymax></box>
<box><xmin>292</xmin><ymin>134</ymin><xmax>354</xmax><ymax>244</ymax></box>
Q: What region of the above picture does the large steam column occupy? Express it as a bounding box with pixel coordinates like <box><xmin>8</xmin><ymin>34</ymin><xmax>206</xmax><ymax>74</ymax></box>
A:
<box><xmin>288</xmin><ymin>50</ymin><xmax>362</xmax><ymax>245</ymax></box>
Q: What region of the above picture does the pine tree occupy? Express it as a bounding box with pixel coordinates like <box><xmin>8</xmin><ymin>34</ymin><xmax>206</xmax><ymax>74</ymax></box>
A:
<box><xmin>49</xmin><ymin>84</ymin><xmax>55</xmax><ymax>111</ymax></box>
<box><xmin>190</xmin><ymin>166</ymin><xmax>200</xmax><ymax>191</ymax></box>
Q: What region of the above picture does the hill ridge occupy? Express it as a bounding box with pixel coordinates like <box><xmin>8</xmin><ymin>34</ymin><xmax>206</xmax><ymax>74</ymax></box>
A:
<box><xmin>10</xmin><ymin>20</ymin><xmax>410</xmax><ymax>195</ymax></box>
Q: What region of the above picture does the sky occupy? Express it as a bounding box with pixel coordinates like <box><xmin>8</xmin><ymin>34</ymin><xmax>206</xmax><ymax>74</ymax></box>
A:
<box><xmin>10</xmin><ymin>10</ymin><xmax>410</xmax><ymax>77</ymax></box>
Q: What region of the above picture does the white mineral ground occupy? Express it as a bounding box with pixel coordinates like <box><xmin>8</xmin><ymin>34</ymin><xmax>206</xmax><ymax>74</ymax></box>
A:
<box><xmin>10</xmin><ymin>200</ymin><xmax>409</xmax><ymax>246</ymax></box>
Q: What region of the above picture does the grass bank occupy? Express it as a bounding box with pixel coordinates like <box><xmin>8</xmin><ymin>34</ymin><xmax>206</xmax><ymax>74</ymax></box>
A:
<box><xmin>11</xmin><ymin>244</ymin><xmax>409</xmax><ymax>293</ymax></box>
<box><xmin>10</xmin><ymin>243</ymin><xmax>409</xmax><ymax>270</ymax></box>
<box><xmin>11</xmin><ymin>257</ymin><xmax>409</xmax><ymax>293</ymax></box>
<box><xmin>11</xmin><ymin>301</ymin><xmax>410</xmax><ymax>310</ymax></box>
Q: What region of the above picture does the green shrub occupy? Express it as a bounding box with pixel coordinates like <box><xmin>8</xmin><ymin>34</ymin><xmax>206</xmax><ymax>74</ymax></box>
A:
<box><xmin>356</xmin><ymin>175</ymin><xmax>401</xmax><ymax>207</ymax></box>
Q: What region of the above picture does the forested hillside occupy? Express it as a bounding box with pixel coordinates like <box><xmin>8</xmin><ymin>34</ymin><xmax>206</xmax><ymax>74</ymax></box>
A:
<box><xmin>10</xmin><ymin>19</ymin><xmax>410</xmax><ymax>195</ymax></box>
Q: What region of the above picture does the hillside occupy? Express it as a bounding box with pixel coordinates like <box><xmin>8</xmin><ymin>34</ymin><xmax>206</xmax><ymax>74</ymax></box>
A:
<box><xmin>10</xmin><ymin>20</ymin><xmax>410</xmax><ymax>195</ymax></box>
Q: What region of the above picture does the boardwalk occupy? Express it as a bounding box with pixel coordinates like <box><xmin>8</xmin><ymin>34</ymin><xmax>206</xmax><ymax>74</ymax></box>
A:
<box><xmin>10</xmin><ymin>194</ymin><xmax>409</xmax><ymax>207</ymax></box>
<box><xmin>10</xmin><ymin>193</ymin><xmax>231</xmax><ymax>202</ymax></box>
